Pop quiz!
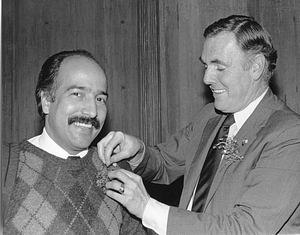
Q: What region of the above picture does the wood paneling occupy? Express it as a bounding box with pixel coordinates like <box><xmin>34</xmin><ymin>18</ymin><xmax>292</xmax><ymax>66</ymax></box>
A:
<box><xmin>2</xmin><ymin>0</ymin><xmax>140</xmax><ymax>144</ymax></box>
<box><xmin>248</xmin><ymin>0</ymin><xmax>300</xmax><ymax>114</ymax></box>
<box><xmin>2</xmin><ymin>0</ymin><xmax>300</xmax><ymax>207</ymax></box>
<box><xmin>158</xmin><ymin>0</ymin><xmax>249</xmax><ymax>141</ymax></box>
<box><xmin>138</xmin><ymin>0</ymin><xmax>162</xmax><ymax>145</ymax></box>
<box><xmin>158</xmin><ymin>0</ymin><xmax>300</xmax><ymax>142</ymax></box>
<box><xmin>2</xmin><ymin>0</ymin><xmax>300</xmax><ymax>145</ymax></box>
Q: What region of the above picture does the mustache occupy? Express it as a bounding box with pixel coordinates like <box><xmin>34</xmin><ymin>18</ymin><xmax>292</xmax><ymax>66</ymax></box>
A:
<box><xmin>68</xmin><ymin>116</ymin><xmax>100</xmax><ymax>129</ymax></box>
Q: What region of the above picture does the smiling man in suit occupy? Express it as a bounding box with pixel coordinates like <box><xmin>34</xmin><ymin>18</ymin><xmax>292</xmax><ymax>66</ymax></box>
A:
<box><xmin>98</xmin><ymin>15</ymin><xmax>300</xmax><ymax>234</ymax></box>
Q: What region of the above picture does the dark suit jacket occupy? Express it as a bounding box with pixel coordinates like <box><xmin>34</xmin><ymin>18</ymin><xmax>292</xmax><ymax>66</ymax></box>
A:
<box><xmin>135</xmin><ymin>89</ymin><xmax>300</xmax><ymax>234</ymax></box>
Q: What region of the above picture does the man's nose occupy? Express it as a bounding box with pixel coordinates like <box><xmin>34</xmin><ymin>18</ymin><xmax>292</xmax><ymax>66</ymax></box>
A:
<box><xmin>203</xmin><ymin>68</ymin><xmax>214</xmax><ymax>85</ymax></box>
<box><xmin>82</xmin><ymin>99</ymin><xmax>97</xmax><ymax>118</ymax></box>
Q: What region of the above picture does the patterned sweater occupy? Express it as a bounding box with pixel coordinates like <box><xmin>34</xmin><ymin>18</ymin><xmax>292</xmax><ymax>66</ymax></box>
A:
<box><xmin>3</xmin><ymin>140</ymin><xmax>147</xmax><ymax>235</ymax></box>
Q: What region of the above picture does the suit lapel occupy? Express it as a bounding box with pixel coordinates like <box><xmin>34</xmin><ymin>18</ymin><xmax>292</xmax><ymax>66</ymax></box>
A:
<box><xmin>180</xmin><ymin>115</ymin><xmax>225</xmax><ymax>208</ymax></box>
<box><xmin>203</xmin><ymin>89</ymin><xmax>276</xmax><ymax>211</ymax></box>
<box><xmin>203</xmin><ymin>121</ymin><xmax>260</xmax><ymax>210</ymax></box>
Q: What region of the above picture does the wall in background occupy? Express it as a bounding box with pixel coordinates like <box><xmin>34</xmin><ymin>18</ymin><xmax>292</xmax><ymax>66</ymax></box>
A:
<box><xmin>2</xmin><ymin>0</ymin><xmax>140</xmax><ymax>144</ymax></box>
<box><xmin>3</xmin><ymin>0</ymin><xmax>300</xmax><ymax>205</ymax></box>
<box><xmin>157</xmin><ymin>0</ymin><xmax>300</xmax><ymax>141</ymax></box>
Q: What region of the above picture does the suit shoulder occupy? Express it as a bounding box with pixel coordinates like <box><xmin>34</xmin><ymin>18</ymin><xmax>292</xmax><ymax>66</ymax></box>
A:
<box><xmin>264</xmin><ymin>108</ymin><xmax>300</xmax><ymax>138</ymax></box>
<box><xmin>193</xmin><ymin>103</ymin><xmax>218</xmax><ymax>120</ymax></box>
<box><xmin>271</xmin><ymin>107</ymin><xmax>300</xmax><ymax>126</ymax></box>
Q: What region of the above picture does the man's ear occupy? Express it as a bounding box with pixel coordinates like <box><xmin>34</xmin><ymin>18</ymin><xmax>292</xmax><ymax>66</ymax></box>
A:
<box><xmin>41</xmin><ymin>91</ymin><xmax>51</xmax><ymax>115</ymax></box>
<box><xmin>252</xmin><ymin>54</ymin><xmax>266</xmax><ymax>81</ymax></box>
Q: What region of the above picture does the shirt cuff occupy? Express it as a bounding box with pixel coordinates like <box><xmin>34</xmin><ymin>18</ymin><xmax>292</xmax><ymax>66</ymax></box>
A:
<box><xmin>128</xmin><ymin>141</ymin><xmax>146</xmax><ymax>170</ymax></box>
<box><xmin>142</xmin><ymin>198</ymin><xmax>170</xmax><ymax>235</ymax></box>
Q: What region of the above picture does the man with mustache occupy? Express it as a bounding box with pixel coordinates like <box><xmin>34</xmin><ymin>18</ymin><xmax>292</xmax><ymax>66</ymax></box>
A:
<box><xmin>3</xmin><ymin>50</ymin><xmax>147</xmax><ymax>234</ymax></box>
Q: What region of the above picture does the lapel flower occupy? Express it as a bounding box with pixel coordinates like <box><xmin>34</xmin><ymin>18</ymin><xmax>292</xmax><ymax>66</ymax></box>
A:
<box><xmin>96</xmin><ymin>165</ymin><xmax>110</xmax><ymax>193</ymax></box>
<box><xmin>96</xmin><ymin>163</ymin><xmax>118</xmax><ymax>192</ymax></box>
<box><xmin>213</xmin><ymin>136</ymin><xmax>244</xmax><ymax>164</ymax></box>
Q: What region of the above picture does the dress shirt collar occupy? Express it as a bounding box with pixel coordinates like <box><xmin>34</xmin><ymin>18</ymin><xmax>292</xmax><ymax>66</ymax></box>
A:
<box><xmin>28</xmin><ymin>128</ymin><xmax>88</xmax><ymax>159</ymax></box>
<box><xmin>233</xmin><ymin>88</ymin><xmax>268</xmax><ymax>134</ymax></box>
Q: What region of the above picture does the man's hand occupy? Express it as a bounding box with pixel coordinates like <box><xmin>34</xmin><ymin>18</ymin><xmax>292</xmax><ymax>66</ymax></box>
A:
<box><xmin>97</xmin><ymin>131</ymin><xmax>143</xmax><ymax>166</ymax></box>
<box><xmin>105</xmin><ymin>169</ymin><xmax>150</xmax><ymax>219</ymax></box>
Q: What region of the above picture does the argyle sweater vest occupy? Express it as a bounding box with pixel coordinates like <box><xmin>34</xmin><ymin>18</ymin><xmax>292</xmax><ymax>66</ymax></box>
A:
<box><xmin>3</xmin><ymin>140</ymin><xmax>146</xmax><ymax>235</ymax></box>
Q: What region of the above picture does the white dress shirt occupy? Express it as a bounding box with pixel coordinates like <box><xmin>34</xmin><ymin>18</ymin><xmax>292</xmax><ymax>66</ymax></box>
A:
<box><xmin>142</xmin><ymin>89</ymin><xmax>268</xmax><ymax>235</ymax></box>
<box><xmin>28</xmin><ymin>128</ymin><xmax>88</xmax><ymax>158</ymax></box>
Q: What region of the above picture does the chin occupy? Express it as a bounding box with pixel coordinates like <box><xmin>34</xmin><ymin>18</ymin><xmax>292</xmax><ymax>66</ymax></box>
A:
<box><xmin>214</xmin><ymin>104</ymin><xmax>225</xmax><ymax>112</ymax></box>
<box><xmin>214</xmin><ymin>101</ymin><xmax>233</xmax><ymax>113</ymax></box>
<box><xmin>72</xmin><ymin>140</ymin><xmax>92</xmax><ymax>149</ymax></box>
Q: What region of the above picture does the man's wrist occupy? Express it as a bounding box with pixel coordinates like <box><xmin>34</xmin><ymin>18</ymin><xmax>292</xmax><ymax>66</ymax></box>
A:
<box><xmin>128</xmin><ymin>141</ymin><xmax>145</xmax><ymax>169</ymax></box>
<box><xmin>142</xmin><ymin>198</ymin><xmax>169</xmax><ymax>235</ymax></box>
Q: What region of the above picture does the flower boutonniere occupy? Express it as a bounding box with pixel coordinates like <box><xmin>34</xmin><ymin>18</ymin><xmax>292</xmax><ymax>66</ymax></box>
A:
<box><xmin>96</xmin><ymin>163</ymin><xmax>118</xmax><ymax>193</ymax></box>
<box><xmin>213</xmin><ymin>136</ymin><xmax>245</xmax><ymax>164</ymax></box>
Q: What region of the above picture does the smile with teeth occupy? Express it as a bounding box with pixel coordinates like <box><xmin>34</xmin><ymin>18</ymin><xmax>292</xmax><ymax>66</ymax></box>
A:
<box><xmin>73</xmin><ymin>122</ymin><xmax>93</xmax><ymax>128</ymax></box>
<box><xmin>211</xmin><ymin>88</ymin><xmax>225</xmax><ymax>93</ymax></box>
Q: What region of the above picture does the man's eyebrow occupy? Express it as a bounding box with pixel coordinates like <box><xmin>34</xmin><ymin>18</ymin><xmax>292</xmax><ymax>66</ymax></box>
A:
<box><xmin>199</xmin><ymin>57</ymin><xmax>229</xmax><ymax>66</ymax></box>
<box><xmin>67</xmin><ymin>85</ymin><xmax>108</xmax><ymax>97</ymax></box>
<box><xmin>211</xmin><ymin>59</ymin><xmax>227</xmax><ymax>65</ymax></box>
<box><xmin>99</xmin><ymin>91</ymin><xmax>108</xmax><ymax>97</ymax></box>
<box><xmin>67</xmin><ymin>85</ymin><xmax>87</xmax><ymax>91</ymax></box>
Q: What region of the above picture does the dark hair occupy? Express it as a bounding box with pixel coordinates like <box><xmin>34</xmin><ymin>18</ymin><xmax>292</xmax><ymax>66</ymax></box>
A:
<box><xmin>204</xmin><ymin>15</ymin><xmax>277</xmax><ymax>81</ymax></box>
<box><xmin>35</xmin><ymin>49</ymin><xmax>100</xmax><ymax>119</ymax></box>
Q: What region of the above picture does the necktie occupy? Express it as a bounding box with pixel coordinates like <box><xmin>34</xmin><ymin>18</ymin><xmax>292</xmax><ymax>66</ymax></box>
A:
<box><xmin>192</xmin><ymin>114</ymin><xmax>235</xmax><ymax>212</ymax></box>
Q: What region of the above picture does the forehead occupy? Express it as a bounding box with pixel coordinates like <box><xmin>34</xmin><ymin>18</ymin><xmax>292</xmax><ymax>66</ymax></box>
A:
<box><xmin>56</xmin><ymin>56</ymin><xmax>107</xmax><ymax>90</ymax></box>
<box><xmin>202</xmin><ymin>32</ymin><xmax>245</xmax><ymax>63</ymax></box>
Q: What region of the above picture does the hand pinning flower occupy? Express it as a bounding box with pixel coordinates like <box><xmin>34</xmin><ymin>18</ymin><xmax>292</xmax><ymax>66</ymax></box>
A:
<box><xmin>96</xmin><ymin>163</ymin><xmax>118</xmax><ymax>193</ymax></box>
<box><xmin>213</xmin><ymin>136</ymin><xmax>244</xmax><ymax>164</ymax></box>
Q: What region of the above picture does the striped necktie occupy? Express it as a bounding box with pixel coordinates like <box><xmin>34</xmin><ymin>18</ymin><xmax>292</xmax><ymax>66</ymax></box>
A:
<box><xmin>192</xmin><ymin>114</ymin><xmax>235</xmax><ymax>212</ymax></box>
